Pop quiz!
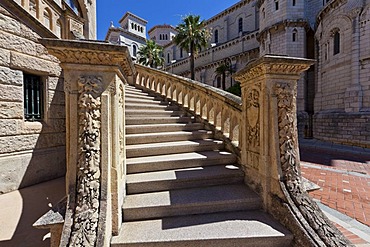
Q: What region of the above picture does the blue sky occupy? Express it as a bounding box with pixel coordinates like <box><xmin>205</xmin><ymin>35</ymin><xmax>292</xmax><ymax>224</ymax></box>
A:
<box><xmin>96</xmin><ymin>0</ymin><xmax>239</xmax><ymax>40</ymax></box>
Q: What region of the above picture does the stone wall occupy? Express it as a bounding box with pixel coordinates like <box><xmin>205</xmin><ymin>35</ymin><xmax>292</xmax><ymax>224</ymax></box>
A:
<box><xmin>0</xmin><ymin>6</ymin><xmax>65</xmax><ymax>193</ymax></box>
<box><xmin>314</xmin><ymin>112</ymin><xmax>370</xmax><ymax>148</ymax></box>
<box><xmin>313</xmin><ymin>0</ymin><xmax>370</xmax><ymax>147</ymax></box>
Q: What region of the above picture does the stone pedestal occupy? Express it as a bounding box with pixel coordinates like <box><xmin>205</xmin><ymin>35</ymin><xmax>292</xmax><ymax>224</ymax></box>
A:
<box><xmin>40</xmin><ymin>39</ymin><xmax>135</xmax><ymax>247</ymax></box>
<box><xmin>234</xmin><ymin>55</ymin><xmax>353</xmax><ymax>247</ymax></box>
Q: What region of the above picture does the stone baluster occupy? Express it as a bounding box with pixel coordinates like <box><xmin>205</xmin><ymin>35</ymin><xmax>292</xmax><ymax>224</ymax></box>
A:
<box><xmin>40</xmin><ymin>39</ymin><xmax>135</xmax><ymax>247</ymax></box>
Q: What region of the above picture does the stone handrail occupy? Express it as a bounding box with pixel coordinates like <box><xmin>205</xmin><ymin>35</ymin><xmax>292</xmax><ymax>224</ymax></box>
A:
<box><xmin>134</xmin><ymin>63</ymin><xmax>243</xmax><ymax>148</ymax></box>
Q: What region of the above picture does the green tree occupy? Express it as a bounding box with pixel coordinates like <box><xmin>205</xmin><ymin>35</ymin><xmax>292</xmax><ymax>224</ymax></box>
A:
<box><xmin>137</xmin><ymin>40</ymin><xmax>164</xmax><ymax>68</ymax></box>
<box><xmin>174</xmin><ymin>15</ymin><xmax>210</xmax><ymax>80</ymax></box>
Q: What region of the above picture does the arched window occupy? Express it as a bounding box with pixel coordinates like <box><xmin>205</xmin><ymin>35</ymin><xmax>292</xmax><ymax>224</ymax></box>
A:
<box><xmin>275</xmin><ymin>0</ymin><xmax>279</xmax><ymax>10</ymax></box>
<box><xmin>132</xmin><ymin>45</ymin><xmax>137</xmax><ymax>57</ymax></box>
<box><xmin>216</xmin><ymin>76</ymin><xmax>221</xmax><ymax>88</ymax></box>
<box><xmin>167</xmin><ymin>53</ymin><xmax>170</xmax><ymax>64</ymax></box>
<box><xmin>43</xmin><ymin>9</ymin><xmax>52</xmax><ymax>29</ymax></box>
<box><xmin>333</xmin><ymin>31</ymin><xmax>340</xmax><ymax>55</ymax></box>
<box><xmin>214</xmin><ymin>29</ymin><xmax>219</xmax><ymax>43</ymax></box>
<box><xmin>131</xmin><ymin>23</ymin><xmax>134</xmax><ymax>29</ymax></box>
<box><xmin>292</xmin><ymin>29</ymin><xmax>298</xmax><ymax>42</ymax></box>
<box><xmin>65</xmin><ymin>0</ymin><xmax>82</xmax><ymax>17</ymax></box>
<box><xmin>238</xmin><ymin>18</ymin><xmax>243</xmax><ymax>33</ymax></box>
<box><xmin>134</xmin><ymin>24</ymin><xmax>137</xmax><ymax>30</ymax></box>
<box><xmin>56</xmin><ymin>20</ymin><xmax>62</xmax><ymax>38</ymax></box>
<box><xmin>293</xmin><ymin>0</ymin><xmax>296</xmax><ymax>6</ymax></box>
<box><xmin>165</xmin><ymin>34</ymin><xmax>168</xmax><ymax>40</ymax></box>
<box><xmin>180</xmin><ymin>48</ymin><xmax>183</xmax><ymax>58</ymax></box>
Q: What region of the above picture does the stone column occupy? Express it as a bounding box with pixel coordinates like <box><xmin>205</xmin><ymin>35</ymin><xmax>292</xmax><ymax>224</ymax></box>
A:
<box><xmin>234</xmin><ymin>55</ymin><xmax>352</xmax><ymax>247</ymax></box>
<box><xmin>40</xmin><ymin>39</ymin><xmax>135</xmax><ymax>247</ymax></box>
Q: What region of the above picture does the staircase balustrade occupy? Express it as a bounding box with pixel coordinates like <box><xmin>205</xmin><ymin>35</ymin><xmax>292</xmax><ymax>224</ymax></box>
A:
<box><xmin>36</xmin><ymin>36</ymin><xmax>353</xmax><ymax>247</ymax></box>
<box><xmin>133</xmin><ymin>56</ymin><xmax>353</xmax><ymax>247</ymax></box>
<box><xmin>134</xmin><ymin>64</ymin><xmax>243</xmax><ymax>148</ymax></box>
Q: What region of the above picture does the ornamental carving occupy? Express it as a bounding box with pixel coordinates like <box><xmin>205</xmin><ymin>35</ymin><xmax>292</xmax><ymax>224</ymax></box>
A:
<box><xmin>275</xmin><ymin>82</ymin><xmax>351</xmax><ymax>247</ymax></box>
<box><xmin>69</xmin><ymin>76</ymin><xmax>103</xmax><ymax>247</ymax></box>
<box><xmin>41</xmin><ymin>39</ymin><xmax>135</xmax><ymax>78</ymax></box>
<box><xmin>246</xmin><ymin>87</ymin><xmax>260</xmax><ymax>151</ymax></box>
<box><xmin>118</xmin><ymin>83</ymin><xmax>125</xmax><ymax>172</ymax></box>
<box><xmin>234</xmin><ymin>56</ymin><xmax>314</xmax><ymax>83</ymax></box>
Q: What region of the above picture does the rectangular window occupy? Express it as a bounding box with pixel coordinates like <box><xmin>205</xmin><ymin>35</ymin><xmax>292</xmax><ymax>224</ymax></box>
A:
<box><xmin>24</xmin><ymin>73</ymin><xmax>43</xmax><ymax>121</ymax></box>
<box><xmin>275</xmin><ymin>1</ymin><xmax>279</xmax><ymax>10</ymax></box>
<box><xmin>293</xmin><ymin>0</ymin><xmax>296</xmax><ymax>6</ymax></box>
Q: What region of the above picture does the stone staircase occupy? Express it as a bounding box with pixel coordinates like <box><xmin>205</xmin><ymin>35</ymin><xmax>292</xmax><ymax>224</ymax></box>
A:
<box><xmin>111</xmin><ymin>85</ymin><xmax>293</xmax><ymax>247</ymax></box>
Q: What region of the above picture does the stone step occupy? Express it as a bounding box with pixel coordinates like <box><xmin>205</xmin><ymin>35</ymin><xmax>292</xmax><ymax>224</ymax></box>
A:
<box><xmin>125</xmin><ymin>97</ymin><xmax>167</xmax><ymax>105</ymax></box>
<box><xmin>125</xmin><ymin>93</ymin><xmax>159</xmax><ymax>101</ymax></box>
<box><xmin>125</xmin><ymin>102</ymin><xmax>179</xmax><ymax>111</ymax></box>
<box><xmin>126</xmin><ymin>123</ymin><xmax>204</xmax><ymax>134</ymax></box>
<box><xmin>125</xmin><ymin>109</ymin><xmax>187</xmax><ymax>117</ymax></box>
<box><xmin>127</xmin><ymin>151</ymin><xmax>237</xmax><ymax>174</ymax></box>
<box><xmin>125</xmin><ymin>116</ymin><xmax>194</xmax><ymax>125</ymax></box>
<box><xmin>126</xmin><ymin>130</ymin><xmax>213</xmax><ymax>145</ymax></box>
<box><xmin>122</xmin><ymin>184</ymin><xmax>262</xmax><ymax>221</ymax></box>
<box><xmin>125</xmin><ymin>86</ymin><xmax>145</xmax><ymax>93</ymax></box>
<box><xmin>125</xmin><ymin>90</ymin><xmax>151</xmax><ymax>97</ymax></box>
<box><xmin>126</xmin><ymin>164</ymin><xmax>244</xmax><ymax>194</ymax></box>
<box><xmin>111</xmin><ymin>210</ymin><xmax>293</xmax><ymax>247</ymax></box>
<box><xmin>126</xmin><ymin>139</ymin><xmax>224</xmax><ymax>158</ymax></box>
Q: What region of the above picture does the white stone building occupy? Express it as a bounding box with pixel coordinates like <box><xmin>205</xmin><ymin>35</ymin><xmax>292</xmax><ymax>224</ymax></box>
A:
<box><xmin>161</xmin><ymin>1</ymin><xmax>260</xmax><ymax>88</ymax></box>
<box><xmin>159</xmin><ymin>0</ymin><xmax>370</xmax><ymax>148</ymax></box>
<box><xmin>148</xmin><ymin>24</ymin><xmax>177</xmax><ymax>47</ymax></box>
<box><xmin>105</xmin><ymin>12</ymin><xmax>147</xmax><ymax>60</ymax></box>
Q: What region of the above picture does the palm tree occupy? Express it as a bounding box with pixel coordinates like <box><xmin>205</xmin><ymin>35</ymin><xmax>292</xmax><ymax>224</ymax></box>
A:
<box><xmin>137</xmin><ymin>40</ymin><xmax>164</xmax><ymax>68</ymax></box>
<box><xmin>174</xmin><ymin>15</ymin><xmax>210</xmax><ymax>80</ymax></box>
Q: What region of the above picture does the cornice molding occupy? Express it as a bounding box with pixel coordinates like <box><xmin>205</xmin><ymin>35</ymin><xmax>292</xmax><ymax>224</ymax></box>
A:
<box><xmin>234</xmin><ymin>55</ymin><xmax>314</xmax><ymax>83</ymax></box>
<box><xmin>40</xmin><ymin>38</ymin><xmax>135</xmax><ymax>77</ymax></box>
<box><xmin>204</xmin><ymin>0</ymin><xmax>253</xmax><ymax>25</ymax></box>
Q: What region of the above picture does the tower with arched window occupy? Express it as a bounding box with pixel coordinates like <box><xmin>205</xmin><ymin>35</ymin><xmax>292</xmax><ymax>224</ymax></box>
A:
<box><xmin>105</xmin><ymin>12</ymin><xmax>147</xmax><ymax>60</ymax></box>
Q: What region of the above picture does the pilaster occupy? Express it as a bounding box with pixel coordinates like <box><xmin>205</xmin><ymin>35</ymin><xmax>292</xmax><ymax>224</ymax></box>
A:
<box><xmin>40</xmin><ymin>39</ymin><xmax>134</xmax><ymax>247</ymax></box>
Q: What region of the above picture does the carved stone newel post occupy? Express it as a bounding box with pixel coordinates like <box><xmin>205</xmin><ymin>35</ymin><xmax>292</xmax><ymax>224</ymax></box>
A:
<box><xmin>234</xmin><ymin>55</ymin><xmax>352</xmax><ymax>247</ymax></box>
<box><xmin>40</xmin><ymin>39</ymin><xmax>135</xmax><ymax>247</ymax></box>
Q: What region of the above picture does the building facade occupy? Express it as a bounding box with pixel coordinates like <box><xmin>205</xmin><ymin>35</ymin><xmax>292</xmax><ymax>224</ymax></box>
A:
<box><xmin>105</xmin><ymin>12</ymin><xmax>147</xmax><ymax>60</ymax></box>
<box><xmin>159</xmin><ymin>0</ymin><xmax>370</xmax><ymax>148</ymax></box>
<box><xmin>148</xmin><ymin>24</ymin><xmax>177</xmax><ymax>47</ymax></box>
<box><xmin>0</xmin><ymin>0</ymin><xmax>96</xmax><ymax>194</ymax></box>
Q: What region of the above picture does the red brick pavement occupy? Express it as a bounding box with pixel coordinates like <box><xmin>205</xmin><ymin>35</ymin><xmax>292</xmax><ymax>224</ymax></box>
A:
<box><xmin>301</xmin><ymin>165</ymin><xmax>370</xmax><ymax>226</ymax></box>
<box><xmin>299</xmin><ymin>144</ymin><xmax>370</xmax><ymax>245</ymax></box>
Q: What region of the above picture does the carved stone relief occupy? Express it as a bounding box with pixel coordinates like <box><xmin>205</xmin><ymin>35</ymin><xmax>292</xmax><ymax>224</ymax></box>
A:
<box><xmin>275</xmin><ymin>82</ymin><xmax>350</xmax><ymax>247</ymax></box>
<box><xmin>69</xmin><ymin>76</ymin><xmax>103</xmax><ymax>247</ymax></box>
<box><xmin>246</xmin><ymin>86</ymin><xmax>260</xmax><ymax>151</ymax></box>
<box><xmin>118</xmin><ymin>83</ymin><xmax>125</xmax><ymax>174</ymax></box>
